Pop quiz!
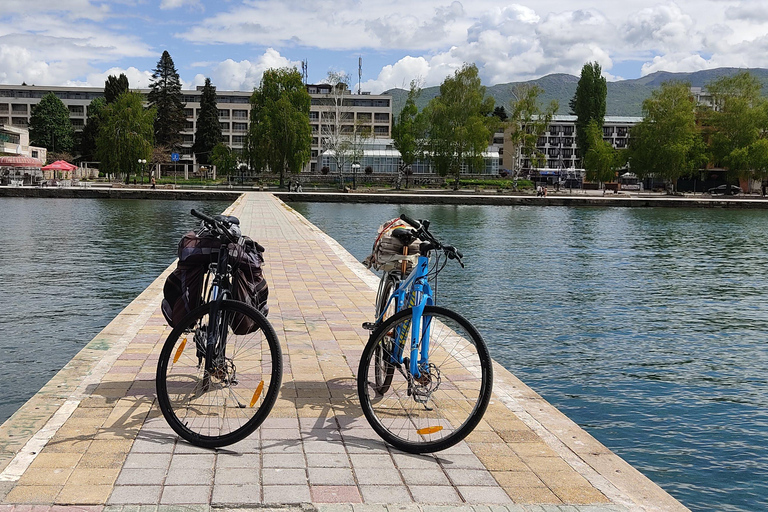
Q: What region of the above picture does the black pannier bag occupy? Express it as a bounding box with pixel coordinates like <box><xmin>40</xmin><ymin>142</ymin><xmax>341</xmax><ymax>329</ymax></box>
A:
<box><xmin>161</xmin><ymin>231</ymin><xmax>221</xmax><ymax>328</ymax></box>
<box><xmin>228</xmin><ymin>237</ymin><xmax>269</xmax><ymax>335</ymax></box>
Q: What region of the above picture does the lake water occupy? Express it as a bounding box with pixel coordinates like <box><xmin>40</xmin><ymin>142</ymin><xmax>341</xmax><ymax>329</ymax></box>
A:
<box><xmin>291</xmin><ymin>201</ymin><xmax>768</xmax><ymax>512</ymax></box>
<box><xmin>0</xmin><ymin>197</ymin><xmax>231</xmax><ymax>425</ymax></box>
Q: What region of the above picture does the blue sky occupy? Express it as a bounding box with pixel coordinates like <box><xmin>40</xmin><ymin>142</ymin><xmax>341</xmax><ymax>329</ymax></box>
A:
<box><xmin>2</xmin><ymin>0</ymin><xmax>768</xmax><ymax>93</ymax></box>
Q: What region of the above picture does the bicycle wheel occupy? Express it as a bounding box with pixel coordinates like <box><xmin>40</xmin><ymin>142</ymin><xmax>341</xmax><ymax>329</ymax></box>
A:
<box><xmin>373</xmin><ymin>274</ymin><xmax>399</xmax><ymax>393</ymax></box>
<box><xmin>156</xmin><ymin>299</ymin><xmax>282</xmax><ymax>448</ymax></box>
<box><xmin>358</xmin><ymin>305</ymin><xmax>493</xmax><ymax>453</ymax></box>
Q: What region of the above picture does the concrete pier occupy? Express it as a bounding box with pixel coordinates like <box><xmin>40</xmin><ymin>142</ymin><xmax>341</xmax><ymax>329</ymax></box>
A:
<box><xmin>0</xmin><ymin>193</ymin><xmax>689</xmax><ymax>511</ymax></box>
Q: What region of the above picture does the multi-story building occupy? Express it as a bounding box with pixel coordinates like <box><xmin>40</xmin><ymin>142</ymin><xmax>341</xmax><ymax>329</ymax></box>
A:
<box><xmin>0</xmin><ymin>83</ymin><xmax>393</xmax><ymax>174</ymax></box>
<box><xmin>0</xmin><ymin>125</ymin><xmax>47</xmax><ymax>185</ymax></box>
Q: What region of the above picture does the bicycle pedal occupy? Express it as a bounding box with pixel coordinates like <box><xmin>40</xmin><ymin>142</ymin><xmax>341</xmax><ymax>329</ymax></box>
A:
<box><xmin>362</xmin><ymin>322</ymin><xmax>376</xmax><ymax>331</ymax></box>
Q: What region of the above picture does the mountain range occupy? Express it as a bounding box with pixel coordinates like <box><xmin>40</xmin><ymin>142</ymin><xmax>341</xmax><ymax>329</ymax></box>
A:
<box><xmin>383</xmin><ymin>67</ymin><xmax>768</xmax><ymax>118</ymax></box>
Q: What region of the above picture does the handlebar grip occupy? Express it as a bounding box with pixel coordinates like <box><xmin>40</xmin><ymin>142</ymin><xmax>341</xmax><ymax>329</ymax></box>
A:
<box><xmin>400</xmin><ymin>213</ymin><xmax>421</xmax><ymax>229</ymax></box>
<box><xmin>191</xmin><ymin>208</ymin><xmax>215</xmax><ymax>225</ymax></box>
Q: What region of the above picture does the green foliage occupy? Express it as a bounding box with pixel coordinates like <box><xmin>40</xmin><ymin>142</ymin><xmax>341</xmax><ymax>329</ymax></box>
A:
<box><xmin>392</xmin><ymin>81</ymin><xmax>426</xmax><ymax>189</ymax></box>
<box><xmin>148</xmin><ymin>51</ymin><xmax>186</xmax><ymax>149</ymax></box>
<box><xmin>193</xmin><ymin>78</ymin><xmax>221</xmax><ymax>165</ymax></box>
<box><xmin>78</xmin><ymin>97</ymin><xmax>106</xmax><ymax>161</ymax></box>
<box><xmin>583</xmin><ymin>120</ymin><xmax>622</xmax><ymax>184</ymax></box>
<box><xmin>493</xmin><ymin>106</ymin><xmax>508</xmax><ymax>121</ymax></box>
<box><xmin>705</xmin><ymin>71</ymin><xmax>768</xmax><ymax>183</ymax></box>
<box><xmin>455</xmin><ymin>178</ymin><xmax>532</xmax><ymax>189</ymax></box>
<box><xmin>211</xmin><ymin>143</ymin><xmax>239</xmax><ymax>178</ymax></box>
<box><xmin>104</xmin><ymin>74</ymin><xmax>129</xmax><ymax>104</ymax></box>
<box><xmin>96</xmin><ymin>91</ymin><xmax>155</xmax><ymax>178</ymax></box>
<box><xmin>248</xmin><ymin>67</ymin><xmax>311</xmax><ymax>188</ymax></box>
<box><xmin>570</xmin><ymin>62</ymin><xmax>607</xmax><ymax>155</ymax></box>
<box><xmin>29</xmin><ymin>92</ymin><xmax>74</xmax><ymax>153</ymax></box>
<box><xmin>509</xmin><ymin>84</ymin><xmax>558</xmax><ymax>171</ymax></box>
<box><xmin>424</xmin><ymin>64</ymin><xmax>497</xmax><ymax>189</ymax></box>
<box><xmin>628</xmin><ymin>81</ymin><xmax>705</xmax><ymax>188</ymax></box>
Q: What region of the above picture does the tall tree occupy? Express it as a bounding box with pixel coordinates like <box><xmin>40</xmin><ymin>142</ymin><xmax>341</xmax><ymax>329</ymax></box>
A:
<box><xmin>391</xmin><ymin>80</ymin><xmax>426</xmax><ymax>189</ymax></box>
<box><xmin>104</xmin><ymin>74</ymin><xmax>129</xmax><ymax>104</ymax></box>
<box><xmin>249</xmin><ymin>67</ymin><xmax>311</xmax><ymax>188</ymax></box>
<box><xmin>424</xmin><ymin>63</ymin><xmax>497</xmax><ymax>189</ymax></box>
<box><xmin>570</xmin><ymin>62</ymin><xmax>607</xmax><ymax>157</ymax></box>
<box><xmin>583</xmin><ymin>120</ymin><xmax>622</xmax><ymax>186</ymax></box>
<box><xmin>96</xmin><ymin>91</ymin><xmax>155</xmax><ymax>181</ymax></box>
<box><xmin>148</xmin><ymin>51</ymin><xmax>186</xmax><ymax>149</ymax></box>
<box><xmin>705</xmin><ymin>71</ymin><xmax>768</xmax><ymax>189</ymax></box>
<box><xmin>29</xmin><ymin>92</ymin><xmax>74</xmax><ymax>155</ymax></box>
<box><xmin>193</xmin><ymin>78</ymin><xmax>221</xmax><ymax>166</ymax></box>
<box><xmin>628</xmin><ymin>81</ymin><xmax>705</xmax><ymax>191</ymax></box>
<box><xmin>211</xmin><ymin>143</ymin><xmax>239</xmax><ymax>182</ymax></box>
<box><xmin>79</xmin><ymin>97</ymin><xmax>106</xmax><ymax>162</ymax></box>
<box><xmin>319</xmin><ymin>71</ymin><xmax>354</xmax><ymax>187</ymax></box>
<box><xmin>508</xmin><ymin>84</ymin><xmax>558</xmax><ymax>173</ymax></box>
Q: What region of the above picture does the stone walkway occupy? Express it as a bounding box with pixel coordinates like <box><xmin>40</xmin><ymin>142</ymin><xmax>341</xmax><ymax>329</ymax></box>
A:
<box><xmin>0</xmin><ymin>193</ymin><xmax>688</xmax><ymax>511</ymax></box>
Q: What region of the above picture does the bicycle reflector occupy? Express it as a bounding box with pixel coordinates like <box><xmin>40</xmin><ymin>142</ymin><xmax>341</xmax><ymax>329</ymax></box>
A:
<box><xmin>173</xmin><ymin>338</ymin><xmax>187</xmax><ymax>364</ymax></box>
<box><xmin>416</xmin><ymin>426</ymin><xmax>443</xmax><ymax>435</ymax></box>
<box><xmin>250</xmin><ymin>381</ymin><xmax>265</xmax><ymax>408</ymax></box>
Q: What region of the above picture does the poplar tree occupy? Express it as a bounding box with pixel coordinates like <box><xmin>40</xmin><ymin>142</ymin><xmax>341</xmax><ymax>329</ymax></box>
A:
<box><xmin>29</xmin><ymin>92</ymin><xmax>74</xmax><ymax>154</ymax></box>
<box><xmin>96</xmin><ymin>91</ymin><xmax>154</xmax><ymax>180</ymax></box>
<box><xmin>193</xmin><ymin>78</ymin><xmax>221</xmax><ymax>166</ymax></box>
<box><xmin>509</xmin><ymin>84</ymin><xmax>558</xmax><ymax>171</ymax></box>
<box><xmin>79</xmin><ymin>97</ymin><xmax>106</xmax><ymax>162</ymax></box>
<box><xmin>249</xmin><ymin>67</ymin><xmax>311</xmax><ymax>188</ymax></box>
<box><xmin>570</xmin><ymin>62</ymin><xmax>607</xmax><ymax>157</ymax></box>
<box><xmin>148</xmin><ymin>51</ymin><xmax>186</xmax><ymax>148</ymax></box>
<box><xmin>104</xmin><ymin>74</ymin><xmax>129</xmax><ymax>104</ymax></box>
<box><xmin>391</xmin><ymin>81</ymin><xmax>426</xmax><ymax>189</ymax></box>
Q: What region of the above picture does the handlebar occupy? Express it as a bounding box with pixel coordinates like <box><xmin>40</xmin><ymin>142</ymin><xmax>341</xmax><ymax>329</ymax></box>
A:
<box><xmin>191</xmin><ymin>209</ymin><xmax>240</xmax><ymax>243</ymax></box>
<box><xmin>399</xmin><ymin>213</ymin><xmax>464</xmax><ymax>268</ymax></box>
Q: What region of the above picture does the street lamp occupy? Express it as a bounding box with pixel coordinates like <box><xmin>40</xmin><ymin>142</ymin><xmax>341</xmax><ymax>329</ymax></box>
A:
<box><xmin>351</xmin><ymin>162</ymin><xmax>360</xmax><ymax>190</ymax></box>
<box><xmin>138</xmin><ymin>159</ymin><xmax>146</xmax><ymax>184</ymax></box>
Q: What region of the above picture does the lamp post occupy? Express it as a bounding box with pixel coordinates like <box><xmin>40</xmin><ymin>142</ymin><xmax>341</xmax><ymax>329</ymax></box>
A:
<box><xmin>351</xmin><ymin>162</ymin><xmax>360</xmax><ymax>190</ymax></box>
<box><xmin>138</xmin><ymin>159</ymin><xmax>146</xmax><ymax>184</ymax></box>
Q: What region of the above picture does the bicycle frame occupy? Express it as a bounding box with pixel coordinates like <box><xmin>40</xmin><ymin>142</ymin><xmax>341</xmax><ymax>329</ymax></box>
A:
<box><xmin>205</xmin><ymin>244</ymin><xmax>233</xmax><ymax>372</ymax></box>
<box><xmin>377</xmin><ymin>255</ymin><xmax>434</xmax><ymax>379</ymax></box>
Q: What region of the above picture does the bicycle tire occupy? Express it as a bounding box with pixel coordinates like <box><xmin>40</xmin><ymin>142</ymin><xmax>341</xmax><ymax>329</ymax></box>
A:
<box><xmin>373</xmin><ymin>274</ymin><xmax>399</xmax><ymax>393</ymax></box>
<box><xmin>156</xmin><ymin>299</ymin><xmax>282</xmax><ymax>448</ymax></box>
<box><xmin>357</xmin><ymin>305</ymin><xmax>493</xmax><ymax>453</ymax></box>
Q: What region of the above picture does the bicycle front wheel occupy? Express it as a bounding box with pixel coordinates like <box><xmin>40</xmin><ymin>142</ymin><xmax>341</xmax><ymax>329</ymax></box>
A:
<box><xmin>357</xmin><ymin>305</ymin><xmax>493</xmax><ymax>453</ymax></box>
<box><xmin>373</xmin><ymin>274</ymin><xmax>399</xmax><ymax>393</ymax></box>
<box><xmin>156</xmin><ymin>299</ymin><xmax>282</xmax><ymax>448</ymax></box>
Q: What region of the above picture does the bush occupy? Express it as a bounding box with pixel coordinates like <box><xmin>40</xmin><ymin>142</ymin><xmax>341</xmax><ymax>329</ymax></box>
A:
<box><xmin>365</xmin><ymin>166</ymin><xmax>373</xmax><ymax>175</ymax></box>
<box><xmin>320</xmin><ymin>166</ymin><xmax>330</xmax><ymax>175</ymax></box>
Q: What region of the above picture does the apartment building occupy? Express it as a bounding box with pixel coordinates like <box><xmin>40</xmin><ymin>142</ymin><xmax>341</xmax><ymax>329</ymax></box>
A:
<box><xmin>0</xmin><ymin>83</ymin><xmax>392</xmax><ymax>173</ymax></box>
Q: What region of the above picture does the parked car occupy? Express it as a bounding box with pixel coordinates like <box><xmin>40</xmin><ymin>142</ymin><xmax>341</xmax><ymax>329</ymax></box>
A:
<box><xmin>707</xmin><ymin>184</ymin><xmax>742</xmax><ymax>195</ymax></box>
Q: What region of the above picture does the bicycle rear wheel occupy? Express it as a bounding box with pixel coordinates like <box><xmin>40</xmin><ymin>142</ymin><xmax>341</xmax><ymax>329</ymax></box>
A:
<box><xmin>373</xmin><ymin>274</ymin><xmax>399</xmax><ymax>393</ymax></box>
<box><xmin>156</xmin><ymin>299</ymin><xmax>282</xmax><ymax>448</ymax></box>
<box><xmin>357</xmin><ymin>305</ymin><xmax>493</xmax><ymax>453</ymax></box>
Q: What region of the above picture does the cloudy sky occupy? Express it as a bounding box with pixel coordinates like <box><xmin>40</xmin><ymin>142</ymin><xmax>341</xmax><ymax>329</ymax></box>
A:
<box><xmin>1</xmin><ymin>0</ymin><xmax>767</xmax><ymax>93</ymax></box>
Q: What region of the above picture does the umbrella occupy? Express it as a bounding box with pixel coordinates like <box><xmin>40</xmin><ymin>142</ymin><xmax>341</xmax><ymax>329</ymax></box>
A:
<box><xmin>41</xmin><ymin>160</ymin><xmax>77</xmax><ymax>171</ymax></box>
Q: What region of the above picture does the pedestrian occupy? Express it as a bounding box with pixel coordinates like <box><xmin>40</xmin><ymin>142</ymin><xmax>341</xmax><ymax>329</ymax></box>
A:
<box><xmin>543</xmin><ymin>186</ymin><xmax>547</xmax><ymax>197</ymax></box>
<box><xmin>296</xmin><ymin>181</ymin><xmax>302</xmax><ymax>193</ymax></box>
<box><xmin>151</xmin><ymin>177</ymin><xmax>156</xmax><ymax>189</ymax></box>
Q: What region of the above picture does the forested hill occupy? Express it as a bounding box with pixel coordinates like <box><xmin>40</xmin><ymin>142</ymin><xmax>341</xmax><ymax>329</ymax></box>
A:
<box><xmin>384</xmin><ymin>67</ymin><xmax>768</xmax><ymax>118</ymax></box>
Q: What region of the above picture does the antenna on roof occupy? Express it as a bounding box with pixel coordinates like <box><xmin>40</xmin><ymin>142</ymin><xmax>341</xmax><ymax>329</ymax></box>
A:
<box><xmin>358</xmin><ymin>56</ymin><xmax>362</xmax><ymax>94</ymax></box>
<box><xmin>301</xmin><ymin>60</ymin><xmax>308</xmax><ymax>85</ymax></box>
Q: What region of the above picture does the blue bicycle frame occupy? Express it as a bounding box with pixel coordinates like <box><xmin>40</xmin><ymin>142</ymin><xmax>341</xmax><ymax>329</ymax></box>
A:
<box><xmin>377</xmin><ymin>255</ymin><xmax>435</xmax><ymax>379</ymax></box>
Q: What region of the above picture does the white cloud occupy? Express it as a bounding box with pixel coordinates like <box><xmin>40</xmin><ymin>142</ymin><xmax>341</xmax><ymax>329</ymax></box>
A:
<box><xmin>203</xmin><ymin>49</ymin><xmax>303</xmax><ymax>91</ymax></box>
<box><xmin>622</xmin><ymin>3</ymin><xmax>699</xmax><ymax>53</ymax></box>
<box><xmin>640</xmin><ymin>53</ymin><xmax>710</xmax><ymax>75</ymax></box>
<box><xmin>69</xmin><ymin>67</ymin><xmax>154</xmax><ymax>89</ymax></box>
<box><xmin>160</xmin><ymin>0</ymin><xmax>203</xmax><ymax>10</ymax></box>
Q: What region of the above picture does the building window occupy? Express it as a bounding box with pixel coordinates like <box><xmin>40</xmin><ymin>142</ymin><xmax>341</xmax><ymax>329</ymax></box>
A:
<box><xmin>309</xmin><ymin>111</ymin><xmax>319</xmax><ymax>121</ymax></box>
<box><xmin>12</xmin><ymin>117</ymin><xmax>28</xmax><ymax>127</ymax></box>
<box><xmin>374</xmin><ymin>126</ymin><xmax>389</xmax><ymax>135</ymax></box>
<box><xmin>374</xmin><ymin>112</ymin><xmax>389</xmax><ymax>122</ymax></box>
<box><xmin>11</xmin><ymin>104</ymin><xmax>27</xmax><ymax>113</ymax></box>
<box><xmin>185</xmin><ymin>121</ymin><xmax>194</xmax><ymax>130</ymax></box>
<box><xmin>603</xmin><ymin>126</ymin><xmax>613</xmax><ymax>136</ymax></box>
<box><xmin>218</xmin><ymin>109</ymin><xmax>230</xmax><ymax>119</ymax></box>
<box><xmin>221</xmin><ymin>135</ymin><xmax>230</xmax><ymax>144</ymax></box>
<box><xmin>232</xmin><ymin>135</ymin><xmax>245</xmax><ymax>145</ymax></box>
<box><xmin>233</xmin><ymin>109</ymin><xmax>248</xmax><ymax>119</ymax></box>
<box><xmin>184</xmin><ymin>108</ymin><xmax>194</xmax><ymax>117</ymax></box>
<box><xmin>68</xmin><ymin>105</ymin><xmax>84</xmax><ymax>115</ymax></box>
<box><xmin>357</xmin><ymin>112</ymin><xmax>371</xmax><ymax>122</ymax></box>
<box><xmin>232</xmin><ymin>122</ymin><xmax>247</xmax><ymax>132</ymax></box>
<box><xmin>31</xmin><ymin>150</ymin><xmax>38</xmax><ymax>158</ymax></box>
<box><xmin>220</xmin><ymin>122</ymin><xmax>230</xmax><ymax>131</ymax></box>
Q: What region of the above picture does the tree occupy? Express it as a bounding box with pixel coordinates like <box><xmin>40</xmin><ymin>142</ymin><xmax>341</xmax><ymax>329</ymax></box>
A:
<box><xmin>424</xmin><ymin>63</ymin><xmax>497</xmax><ymax>189</ymax></box>
<box><xmin>193</xmin><ymin>78</ymin><xmax>221</xmax><ymax>166</ymax></box>
<box><xmin>148</xmin><ymin>51</ymin><xmax>186</xmax><ymax>149</ymax></box>
<box><xmin>29</xmin><ymin>92</ymin><xmax>74</xmax><ymax>154</ymax></box>
<box><xmin>705</xmin><ymin>71</ymin><xmax>768</xmax><ymax>190</ymax></box>
<box><xmin>493</xmin><ymin>106</ymin><xmax>508</xmax><ymax>122</ymax></box>
<box><xmin>96</xmin><ymin>91</ymin><xmax>155</xmax><ymax>181</ymax></box>
<box><xmin>104</xmin><ymin>74</ymin><xmax>129</xmax><ymax>104</ymax></box>
<box><xmin>508</xmin><ymin>84</ymin><xmax>558</xmax><ymax>173</ymax></box>
<box><xmin>570</xmin><ymin>62</ymin><xmax>607</xmax><ymax>156</ymax></box>
<box><xmin>211</xmin><ymin>143</ymin><xmax>239</xmax><ymax>182</ymax></box>
<box><xmin>248</xmin><ymin>67</ymin><xmax>311</xmax><ymax>188</ymax></box>
<box><xmin>628</xmin><ymin>81</ymin><xmax>705</xmax><ymax>191</ymax></box>
<box><xmin>391</xmin><ymin>80</ymin><xmax>426</xmax><ymax>189</ymax></box>
<box><xmin>319</xmin><ymin>71</ymin><xmax>354</xmax><ymax>188</ymax></box>
<box><xmin>79</xmin><ymin>97</ymin><xmax>106</xmax><ymax>162</ymax></box>
<box><xmin>583</xmin><ymin>120</ymin><xmax>623</xmax><ymax>186</ymax></box>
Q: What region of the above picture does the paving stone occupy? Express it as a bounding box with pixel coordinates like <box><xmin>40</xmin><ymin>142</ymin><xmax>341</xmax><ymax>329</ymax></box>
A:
<box><xmin>56</xmin><ymin>484</ymin><xmax>113</xmax><ymax>505</ymax></box>
<box><xmin>263</xmin><ymin>484</ymin><xmax>312</xmax><ymax>503</ymax></box>
<box><xmin>108</xmin><ymin>485</ymin><xmax>162</xmax><ymax>505</ymax></box>
<box><xmin>216</xmin><ymin>452</ymin><xmax>261</xmax><ymax>469</ymax></box>
<box><xmin>399</xmin><ymin>468</ymin><xmax>451</xmax><ymax>486</ymax></box>
<box><xmin>354</xmin><ymin>467</ymin><xmax>403</xmax><ymax>485</ymax></box>
<box><xmin>122</xmin><ymin>452</ymin><xmax>172</xmax><ymax>470</ymax></box>
<box><xmin>408</xmin><ymin>485</ymin><xmax>462</xmax><ymax>504</ymax></box>
<box><xmin>115</xmin><ymin>468</ymin><xmax>168</xmax><ymax>486</ymax></box>
<box><xmin>310</xmin><ymin>485</ymin><xmax>363</xmax><ymax>503</ymax></box>
<box><xmin>160</xmin><ymin>485</ymin><xmax>211</xmax><ymax>504</ymax></box>
<box><xmin>262</xmin><ymin>453</ymin><xmax>305</xmax><ymax>468</ymax></box>
<box><xmin>455</xmin><ymin>486</ymin><xmax>513</xmax><ymax>504</ymax></box>
<box><xmin>164</xmin><ymin>467</ymin><xmax>213</xmax><ymax>486</ymax></box>
<box><xmin>358</xmin><ymin>485</ymin><xmax>413</xmax><ymax>503</ymax></box>
<box><xmin>262</xmin><ymin>468</ymin><xmax>308</xmax><ymax>485</ymax></box>
<box><xmin>211</xmin><ymin>484</ymin><xmax>262</xmax><ymax>504</ymax></box>
<box><xmin>306</xmin><ymin>453</ymin><xmax>351</xmax><ymax>468</ymax></box>
<box><xmin>308</xmin><ymin>467</ymin><xmax>355</xmax><ymax>486</ymax></box>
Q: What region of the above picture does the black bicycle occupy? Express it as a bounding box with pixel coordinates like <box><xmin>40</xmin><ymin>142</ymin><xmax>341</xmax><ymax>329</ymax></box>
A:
<box><xmin>155</xmin><ymin>209</ymin><xmax>282</xmax><ymax>448</ymax></box>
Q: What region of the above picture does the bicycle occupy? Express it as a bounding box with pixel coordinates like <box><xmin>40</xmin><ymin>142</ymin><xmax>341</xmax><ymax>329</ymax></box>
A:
<box><xmin>155</xmin><ymin>209</ymin><xmax>282</xmax><ymax>448</ymax></box>
<box><xmin>357</xmin><ymin>214</ymin><xmax>493</xmax><ymax>453</ymax></box>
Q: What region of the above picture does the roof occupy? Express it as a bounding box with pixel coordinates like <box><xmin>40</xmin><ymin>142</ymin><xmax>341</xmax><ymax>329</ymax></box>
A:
<box><xmin>0</xmin><ymin>156</ymin><xmax>43</xmax><ymax>167</ymax></box>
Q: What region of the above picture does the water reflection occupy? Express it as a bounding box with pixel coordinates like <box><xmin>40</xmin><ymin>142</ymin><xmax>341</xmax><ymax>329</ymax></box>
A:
<box><xmin>292</xmin><ymin>202</ymin><xmax>768</xmax><ymax>512</ymax></box>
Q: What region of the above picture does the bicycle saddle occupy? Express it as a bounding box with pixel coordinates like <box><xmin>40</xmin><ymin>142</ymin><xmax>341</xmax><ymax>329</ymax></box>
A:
<box><xmin>391</xmin><ymin>227</ymin><xmax>417</xmax><ymax>245</ymax></box>
<box><xmin>213</xmin><ymin>215</ymin><xmax>240</xmax><ymax>225</ymax></box>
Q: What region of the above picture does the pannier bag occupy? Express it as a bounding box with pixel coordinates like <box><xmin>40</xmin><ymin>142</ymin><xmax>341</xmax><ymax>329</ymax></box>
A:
<box><xmin>363</xmin><ymin>218</ymin><xmax>421</xmax><ymax>273</ymax></box>
<box><xmin>228</xmin><ymin>237</ymin><xmax>269</xmax><ymax>335</ymax></box>
<box><xmin>161</xmin><ymin>231</ymin><xmax>269</xmax><ymax>332</ymax></box>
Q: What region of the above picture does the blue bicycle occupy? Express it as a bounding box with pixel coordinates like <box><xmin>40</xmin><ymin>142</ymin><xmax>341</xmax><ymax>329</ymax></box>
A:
<box><xmin>357</xmin><ymin>214</ymin><xmax>493</xmax><ymax>453</ymax></box>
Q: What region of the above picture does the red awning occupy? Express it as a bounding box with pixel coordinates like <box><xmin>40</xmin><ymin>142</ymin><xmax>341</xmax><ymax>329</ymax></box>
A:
<box><xmin>0</xmin><ymin>156</ymin><xmax>44</xmax><ymax>168</ymax></box>
<box><xmin>41</xmin><ymin>160</ymin><xmax>77</xmax><ymax>171</ymax></box>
